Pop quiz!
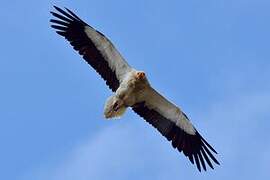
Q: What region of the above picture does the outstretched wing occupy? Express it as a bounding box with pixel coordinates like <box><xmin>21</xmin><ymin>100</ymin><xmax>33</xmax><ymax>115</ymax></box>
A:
<box><xmin>50</xmin><ymin>6</ymin><xmax>132</xmax><ymax>91</ymax></box>
<box><xmin>132</xmin><ymin>87</ymin><xmax>219</xmax><ymax>171</ymax></box>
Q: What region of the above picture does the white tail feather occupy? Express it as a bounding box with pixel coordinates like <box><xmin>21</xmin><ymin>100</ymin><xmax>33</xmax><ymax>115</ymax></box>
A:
<box><xmin>104</xmin><ymin>95</ymin><xmax>126</xmax><ymax>119</ymax></box>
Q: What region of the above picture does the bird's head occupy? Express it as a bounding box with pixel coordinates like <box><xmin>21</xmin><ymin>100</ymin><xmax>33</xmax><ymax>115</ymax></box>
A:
<box><xmin>135</xmin><ymin>71</ymin><xmax>146</xmax><ymax>80</ymax></box>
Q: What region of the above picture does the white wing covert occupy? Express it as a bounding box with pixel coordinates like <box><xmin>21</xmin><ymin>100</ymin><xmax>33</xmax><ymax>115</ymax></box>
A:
<box><xmin>132</xmin><ymin>87</ymin><xmax>219</xmax><ymax>171</ymax></box>
<box><xmin>50</xmin><ymin>6</ymin><xmax>131</xmax><ymax>91</ymax></box>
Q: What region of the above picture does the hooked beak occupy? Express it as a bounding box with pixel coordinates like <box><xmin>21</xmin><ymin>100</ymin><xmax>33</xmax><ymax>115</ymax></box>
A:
<box><xmin>136</xmin><ymin>72</ymin><xmax>145</xmax><ymax>79</ymax></box>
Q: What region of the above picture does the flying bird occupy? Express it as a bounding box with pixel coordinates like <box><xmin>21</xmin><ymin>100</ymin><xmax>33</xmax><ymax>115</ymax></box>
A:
<box><xmin>50</xmin><ymin>6</ymin><xmax>220</xmax><ymax>172</ymax></box>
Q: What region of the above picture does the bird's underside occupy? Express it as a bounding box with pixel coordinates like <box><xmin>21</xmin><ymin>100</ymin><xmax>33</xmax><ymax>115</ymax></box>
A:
<box><xmin>50</xmin><ymin>6</ymin><xmax>220</xmax><ymax>172</ymax></box>
<box><xmin>104</xmin><ymin>71</ymin><xmax>147</xmax><ymax>119</ymax></box>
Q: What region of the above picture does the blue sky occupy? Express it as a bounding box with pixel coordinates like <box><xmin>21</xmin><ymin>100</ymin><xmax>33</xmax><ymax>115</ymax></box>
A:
<box><xmin>1</xmin><ymin>0</ymin><xmax>270</xmax><ymax>179</ymax></box>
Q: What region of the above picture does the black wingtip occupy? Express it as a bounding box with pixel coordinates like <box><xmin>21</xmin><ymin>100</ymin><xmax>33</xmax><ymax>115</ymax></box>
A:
<box><xmin>215</xmin><ymin>159</ymin><xmax>221</xmax><ymax>165</ymax></box>
<box><xmin>194</xmin><ymin>153</ymin><xmax>201</xmax><ymax>172</ymax></box>
<box><xmin>64</xmin><ymin>7</ymin><xmax>85</xmax><ymax>23</ymax></box>
<box><xmin>55</xmin><ymin>31</ymin><xmax>66</xmax><ymax>37</ymax></box>
<box><xmin>53</xmin><ymin>5</ymin><xmax>61</xmax><ymax>11</ymax></box>
<box><xmin>198</xmin><ymin>151</ymin><xmax>207</xmax><ymax>171</ymax></box>
<box><xmin>202</xmin><ymin>143</ymin><xmax>220</xmax><ymax>165</ymax></box>
<box><xmin>196</xmin><ymin>131</ymin><xmax>218</xmax><ymax>154</ymax></box>
<box><xmin>50</xmin><ymin>5</ymin><xmax>87</xmax><ymax>27</ymax></box>
<box><xmin>201</xmin><ymin>147</ymin><xmax>214</xmax><ymax>169</ymax></box>
<box><xmin>52</xmin><ymin>6</ymin><xmax>62</xmax><ymax>14</ymax></box>
<box><xmin>64</xmin><ymin>7</ymin><xmax>70</xmax><ymax>11</ymax></box>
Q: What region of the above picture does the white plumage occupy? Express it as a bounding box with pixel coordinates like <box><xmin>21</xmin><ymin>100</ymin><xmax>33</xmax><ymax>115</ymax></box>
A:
<box><xmin>50</xmin><ymin>6</ymin><xmax>219</xmax><ymax>171</ymax></box>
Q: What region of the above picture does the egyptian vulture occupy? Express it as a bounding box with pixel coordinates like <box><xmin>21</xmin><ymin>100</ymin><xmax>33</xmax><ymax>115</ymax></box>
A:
<box><xmin>50</xmin><ymin>6</ymin><xmax>220</xmax><ymax>171</ymax></box>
